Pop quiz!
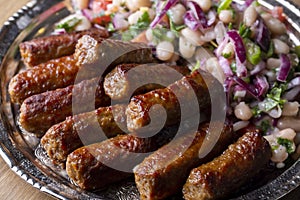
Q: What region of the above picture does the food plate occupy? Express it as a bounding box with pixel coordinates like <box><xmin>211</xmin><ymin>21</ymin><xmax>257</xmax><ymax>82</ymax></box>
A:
<box><xmin>0</xmin><ymin>0</ymin><xmax>300</xmax><ymax>199</ymax></box>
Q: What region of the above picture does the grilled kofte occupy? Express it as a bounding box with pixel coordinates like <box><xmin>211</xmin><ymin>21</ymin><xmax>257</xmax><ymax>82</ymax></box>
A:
<box><xmin>183</xmin><ymin>131</ymin><xmax>271</xmax><ymax>200</ymax></box>
<box><xmin>19</xmin><ymin>77</ymin><xmax>110</xmax><ymax>135</ymax></box>
<box><xmin>126</xmin><ymin>70</ymin><xmax>221</xmax><ymax>132</ymax></box>
<box><xmin>19</xmin><ymin>28</ymin><xmax>109</xmax><ymax>67</ymax></box>
<box><xmin>133</xmin><ymin>122</ymin><xmax>234</xmax><ymax>200</ymax></box>
<box><xmin>104</xmin><ymin>63</ymin><xmax>190</xmax><ymax>101</ymax></box>
<box><xmin>41</xmin><ymin>104</ymin><xmax>127</xmax><ymax>165</ymax></box>
<box><xmin>66</xmin><ymin>127</ymin><xmax>178</xmax><ymax>190</ymax></box>
<box><xmin>9</xmin><ymin>55</ymin><xmax>78</xmax><ymax>104</ymax></box>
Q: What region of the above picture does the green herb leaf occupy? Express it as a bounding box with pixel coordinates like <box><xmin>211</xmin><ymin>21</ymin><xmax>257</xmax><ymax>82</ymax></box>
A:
<box><xmin>192</xmin><ymin>60</ymin><xmax>201</xmax><ymax>72</ymax></box>
<box><xmin>131</xmin><ymin>11</ymin><xmax>150</xmax><ymax>29</ymax></box>
<box><xmin>121</xmin><ymin>11</ymin><xmax>151</xmax><ymax>41</ymax></box>
<box><xmin>169</xmin><ymin>20</ymin><xmax>186</xmax><ymax>37</ymax></box>
<box><xmin>217</xmin><ymin>0</ymin><xmax>233</xmax><ymax>14</ymax></box>
<box><xmin>239</xmin><ymin>23</ymin><xmax>252</xmax><ymax>39</ymax></box>
<box><xmin>252</xmin><ymin>105</ymin><xmax>262</xmax><ymax>117</ymax></box>
<box><xmin>258</xmin><ymin>120</ymin><xmax>271</xmax><ymax>133</ymax></box>
<box><xmin>259</xmin><ymin>84</ymin><xmax>287</xmax><ymax>112</ymax></box>
<box><xmin>56</xmin><ymin>17</ymin><xmax>82</xmax><ymax>32</ymax></box>
<box><xmin>277</xmin><ymin>137</ymin><xmax>295</xmax><ymax>154</ymax></box>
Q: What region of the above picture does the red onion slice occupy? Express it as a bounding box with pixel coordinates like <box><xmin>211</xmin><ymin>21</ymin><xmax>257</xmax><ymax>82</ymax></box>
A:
<box><xmin>277</xmin><ymin>54</ymin><xmax>291</xmax><ymax>82</ymax></box>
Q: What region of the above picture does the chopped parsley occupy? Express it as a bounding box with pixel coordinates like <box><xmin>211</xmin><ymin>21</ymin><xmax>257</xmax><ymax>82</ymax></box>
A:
<box><xmin>169</xmin><ymin>20</ymin><xmax>186</xmax><ymax>37</ymax></box>
<box><xmin>277</xmin><ymin>138</ymin><xmax>295</xmax><ymax>154</ymax></box>
<box><xmin>238</xmin><ymin>23</ymin><xmax>252</xmax><ymax>39</ymax></box>
<box><xmin>252</xmin><ymin>105</ymin><xmax>262</xmax><ymax>117</ymax></box>
<box><xmin>133</xmin><ymin>11</ymin><xmax>151</xmax><ymax>29</ymax></box>
<box><xmin>56</xmin><ymin>17</ymin><xmax>81</xmax><ymax>32</ymax></box>
<box><xmin>122</xmin><ymin>11</ymin><xmax>151</xmax><ymax>41</ymax></box>
<box><xmin>259</xmin><ymin>85</ymin><xmax>287</xmax><ymax>112</ymax></box>
<box><xmin>217</xmin><ymin>0</ymin><xmax>233</xmax><ymax>14</ymax></box>
<box><xmin>258</xmin><ymin>120</ymin><xmax>272</xmax><ymax>133</ymax></box>
<box><xmin>222</xmin><ymin>52</ymin><xmax>232</xmax><ymax>59</ymax></box>
<box><xmin>167</xmin><ymin>11</ymin><xmax>186</xmax><ymax>37</ymax></box>
<box><xmin>192</xmin><ymin>60</ymin><xmax>201</xmax><ymax>72</ymax></box>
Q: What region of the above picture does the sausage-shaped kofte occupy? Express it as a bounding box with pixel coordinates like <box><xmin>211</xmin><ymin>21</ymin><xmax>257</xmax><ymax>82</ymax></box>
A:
<box><xmin>74</xmin><ymin>35</ymin><xmax>157</xmax><ymax>76</ymax></box>
<box><xmin>133</xmin><ymin>122</ymin><xmax>233</xmax><ymax>200</ymax></box>
<box><xmin>9</xmin><ymin>56</ymin><xmax>78</xmax><ymax>104</ymax></box>
<box><xmin>9</xmin><ymin>35</ymin><xmax>156</xmax><ymax>103</ymax></box>
<box><xmin>19</xmin><ymin>28</ymin><xmax>109</xmax><ymax>67</ymax></box>
<box><xmin>183</xmin><ymin>131</ymin><xmax>271</xmax><ymax>200</ymax></box>
<box><xmin>41</xmin><ymin>104</ymin><xmax>127</xmax><ymax>166</ymax></box>
<box><xmin>19</xmin><ymin>77</ymin><xmax>110</xmax><ymax>135</ymax></box>
<box><xmin>66</xmin><ymin>126</ymin><xmax>178</xmax><ymax>190</ymax></box>
<box><xmin>126</xmin><ymin>70</ymin><xmax>221</xmax><ymax>132</ymax></box>
<box><xmin>104</xmin><ymin>63</ymin><xmax>190</xmax><ymax>101</ymax></box>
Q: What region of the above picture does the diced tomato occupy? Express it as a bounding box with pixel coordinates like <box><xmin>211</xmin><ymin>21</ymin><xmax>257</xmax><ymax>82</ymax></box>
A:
<box><xmin>93</xmin><ymin>15</ymin><xmax>111</xmax><ymax>25</ymax></box>
<box><xmin>92</xmin><ymin>0</ymin><xmax>112</xmax><ymax>14</ymax></box>
<box><xmin>271</xmin><ymin>6</ymin><xmax>285</xmax><ymax>22</ymax></box>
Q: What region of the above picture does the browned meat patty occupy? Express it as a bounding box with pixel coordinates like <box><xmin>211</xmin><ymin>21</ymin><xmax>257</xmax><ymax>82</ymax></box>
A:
<box><xmin>183</xmin><ymin>131</ymin><xmax>271</xmax><ymax>200</ymax></box>
<box><xmin>19</xmin><ymin>77</ymin><xmax>110</xmax><ymax>135</ymax></box>
<box><xmin>66</xmin><ymin>126</ymin><xmax>178</xmax><ymax>190</ymax></box>
<box><xmin>74</xmin><ymin>35</ymin><xmax>158</xmax><ymax>77</ymax></box>
<box><xmin>19</xmin><ymin>28</ymin><xmax>109</xmax><ymax>67</ymax></box>
<box><xmin>9</xmin><ymin>56</ymin><xmax>78</xmax><ymax>104</ymax></box>
<box><xmin>126</xmin><ymin>70</ymin><xmax>221</xmax><ymax>132</ymax></box>
<box><xmin>104</xmin><ymin>63</ymin><xmax>190</xmax><ymax>101</ymax></box>
<box><xmin>41</xmin><ymin>104</ymin><xmax>127</xmax><ymax>166</ymax></box>
<box><xmin>133</xmin><ymin>122</ymin><xmax>233</xmax><ymax>200</ymax></box>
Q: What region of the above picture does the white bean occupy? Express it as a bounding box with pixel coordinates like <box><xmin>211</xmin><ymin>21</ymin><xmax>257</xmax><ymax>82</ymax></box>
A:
<box><xmin>147</xmin><ymin>8</ymin><xmax>156</xmax><ymax>20</ymax></box>
<box><xmin>262</xmin><ymin>13</ymin><xmax>286</xmax><ymax>35</ymax></box>
<box><xmin>74</xmin><ymin>0</ymin><xmax>89</xmax><ymax>9</ymax></box>
<box><xmin>200</xmin><ymin>30</ymin><xmax>216</xmax><ymax>42</ymax></box>
<box><xmin>192</xmin><ymin>0</ymin><xmax>212</xmax><ymax>12</ymax></box>
<box><xmin>113</xmin><ymin>0</ymin><xmax>124</xmax><ymax>6</ymax></box>
<box><xmin>274</xmin><ymin>128</ymin><xmax>296</xmax><ymax>140</ymax></box>
<box><xmin>243</xmin><ymin>6</ymin><xmax>257</xmax><ymax>27</ymax></box>
<box><xmin>156</xmin><ymin>41</ymin><xmax>174</xmax><ymax>61</ymax></box>
<box><xmin>126</xmin><ymin>0</ymin><xmax>152</xmax><ymax>12</ymax></box>
<box><xmin>264</xmin><ymin>70</ymin><xmax>277</xmax><ymax>82</ymax></box>
<box><xmin>145</xmin><ymin>28</ymin><xmax>153</xmax><ymax>42</ymax></box>
<box><xmin>166</xmin><ymin>31</ymin><xmax>176</xmax><ymax>41</ymax></box>
<box><xmin>222</xmin><ymin>42</ymin><xmax>235</xmax><ymax>59</ymax></box>
<box><xmin>276</xmin><ymin>162</ymin><xmax>285</xmax><ymax>168</ymax></box>
<box><xmin>194</xmin><ymin>47</ymin><xmax>214</xmax><ymax>62</ymax></box>
<box><xmin>181</xmin><ymin>27</ymin><xmax>204</xmax><ymax>46</ymax></box>
<box><xmin>214</xmin><ymin>21</ymin><xmax>226</xmax><ymax>45</ymax></box>
<box><xmin>266</xmin><ymin>58</ymin><xmax>281</xmax><ymax>69</ymax></box>
<box><xmin>59</xmin><ymin>14</ymin><xmax>91</xmax><ymax>31</ymax></box>
<box><xmin>219</xmin><ymin>10</ymin><xmax>235</xmax><ymax>24</ymax></box>
<box><xmin>267</xmin><ymin>106</ymin><xmax>282</xmax><ymax>118</ymax></box>
<box><xmin>205</xmin><ymin>57</ymin><xmax>226</xmax><ymax>84</ymax></box>
<box><xmin>128</xmin><ymin>11</ymin><xmax>144</xmax><ymax>25</ymax></box>
<box><xmin>277</xmin><ymin>117</ymin><xmax>300</xmax><ymax>132</ymax></box>
<box><xmin>271</xmin><ymin>145</ymin><xmax>289</xmax><ymax>163</ymax></box>
<box><xmin>233</xmin><ymin>120</ymin><xmax>250</xmax><ymax>132</ymax></box>
<box><xmin>179</xmin><ymin>36</ymin><xmax>196</xmax><ymax>59</ymax></box>
<box><xmin>264</xmin><ymin>134</ymin><xmax>276</xmax><ymax>146</ymax></box>
<box><xmin>74</xmin><ymin>16</ymin><xmax>92</xmax><ymax>31</ymax></box>
<box><xmin>234</xmin><ymin>102</ymin><xmax>253</xmax><ymax>121</ymax></box>
<box><xmin>282</xmin><ymin>101</ymin><xmax>299</xmax><ymax>116</ymax></box>
<box><xmin>168</xmin><ymin>4</ymin><xmax>186</xmax><ymax>25</ymax></box>
<box><xmin>272</xmin><ymin>39</ymin><xmax>290</xmax><ymax>55</ymax></box>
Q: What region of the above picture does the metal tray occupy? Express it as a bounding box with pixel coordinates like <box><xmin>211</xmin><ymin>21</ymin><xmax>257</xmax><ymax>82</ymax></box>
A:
<box><xmin>0</xmin><ymin>0</ymin><xmax>299</xmax><ymax>199</ymax></box>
